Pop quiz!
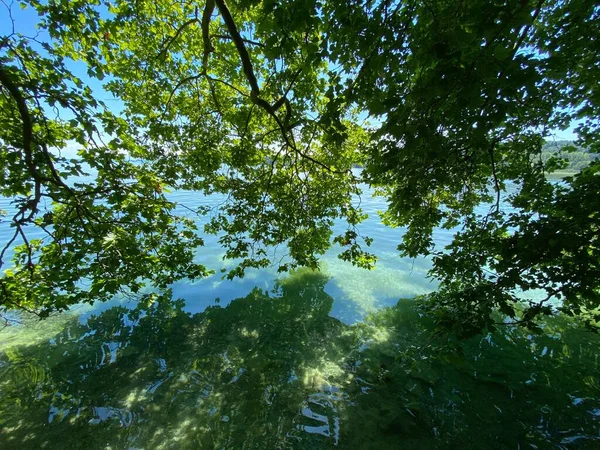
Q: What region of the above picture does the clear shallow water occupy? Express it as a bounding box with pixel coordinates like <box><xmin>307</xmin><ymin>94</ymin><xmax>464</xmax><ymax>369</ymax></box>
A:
<box><xmin>0</xmin><ymin>176</ymin><xmax>439</xmax><ymax>323</ymax></box>
<box><xmin>1</xmin><ymin>180</ymin><xmax>599</xmax><ymax>449</ymax></box>
<box><xmin>164</xmin><ymin>183</ymin><xmax>440</xmax><ymax>323</ymax></box>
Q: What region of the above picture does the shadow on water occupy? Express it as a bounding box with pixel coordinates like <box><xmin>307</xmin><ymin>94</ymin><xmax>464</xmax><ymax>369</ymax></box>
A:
<box><xmin>1</xmin><ymin>269</ymin><xmax>599</xmax><ymax>449</ymax></box>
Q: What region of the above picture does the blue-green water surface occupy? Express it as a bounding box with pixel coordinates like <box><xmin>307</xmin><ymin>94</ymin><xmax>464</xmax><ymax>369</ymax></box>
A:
<box><xmin>1</xmin><ymin>183</ymin><xmax>599</xmax><ymax>449</ymax></box>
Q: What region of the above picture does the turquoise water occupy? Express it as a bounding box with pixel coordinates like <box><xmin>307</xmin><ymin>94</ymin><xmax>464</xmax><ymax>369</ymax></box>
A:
<box><xmin>1</xmin><ymin>180</ymin><xmax>599</xmax><ymax>449</ymax></box>
<box><xmin>0</xmin><ymin>175</ymin><xmax>440</xmax><ymax>323</ymax></box>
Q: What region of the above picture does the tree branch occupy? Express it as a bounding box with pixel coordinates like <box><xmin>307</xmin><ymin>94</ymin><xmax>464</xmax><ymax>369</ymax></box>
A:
<box><xmin>211</xmin><ymin>34</ymin><xmax>265</xmax><ymax>48</ymax></box>
<box><xmin>210</xmin><ymin>0</ymin><xmax>346</xmax><ymax>174</ymax></box>
<box><xmin>488</xmin><ymin>141</ymin><xmax>501</xmax><ymax>212</ymax></box>
<box><xmin>213</xmin><ymin>0</ymin><xmax>259</xmax><ymax>94</ymax></box>
<box><xmin>0</xmin><ymin>64</ymin><xmax>35</xmax><ymax>176</ymax></box>
<box><xmin>157</xmin><ymin>17</ymin><xmax>200</xmax><ymax>60</ymax></box>
<box><xmin>202</xmin><ymin>0</ymin><xmax>216</xmax><ymax>72</ymax></box>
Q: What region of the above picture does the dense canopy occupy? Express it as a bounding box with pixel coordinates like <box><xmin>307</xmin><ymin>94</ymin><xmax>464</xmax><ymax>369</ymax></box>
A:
<box><xmin>1</xmin><ymin>0</ymin><xmax>599</xmax><ymax>332</ymax></box>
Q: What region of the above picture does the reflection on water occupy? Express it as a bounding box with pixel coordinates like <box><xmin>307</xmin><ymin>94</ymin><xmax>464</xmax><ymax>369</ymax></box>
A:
<box><xmin>1</xmin><ymin>171</ymin><xmax>440</xmax><ymax>326</ymax></box>
<box><xmin>1</xmin><ymin>269</ymin><xmax>599</xmax><ymax>449</ymax></box>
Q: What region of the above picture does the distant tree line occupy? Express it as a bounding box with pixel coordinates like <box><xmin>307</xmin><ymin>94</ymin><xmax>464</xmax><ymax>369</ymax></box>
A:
<box><xmin>542</xmin><ymin>140</ymin><xmax>598</xmax><ymax>172</ymax></box>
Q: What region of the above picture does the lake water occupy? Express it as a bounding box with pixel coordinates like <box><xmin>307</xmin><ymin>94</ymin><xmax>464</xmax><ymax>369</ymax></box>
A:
<box><xmin>0</xmin><ymin>173</ymin><xmax>441</xmax><ymax>323</ymax></box>
<box><xmin>1</xmin><ymin>177</ymin><xmax>599</xmax><ymax>449</ymax></box>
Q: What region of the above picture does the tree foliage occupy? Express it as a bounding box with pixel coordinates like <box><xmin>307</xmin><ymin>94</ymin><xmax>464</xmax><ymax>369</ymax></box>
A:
<box><xmin>1</xmin><ymin>0</ymin><xmax>599</xmax><ymax>331</ymax></box>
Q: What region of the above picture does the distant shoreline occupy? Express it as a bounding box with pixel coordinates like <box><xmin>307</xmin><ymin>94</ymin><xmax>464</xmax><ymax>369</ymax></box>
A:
<box><xmin>545</xmin><ymin>170</ymin><xmax>578</xmax><ymax>179</ymax></box>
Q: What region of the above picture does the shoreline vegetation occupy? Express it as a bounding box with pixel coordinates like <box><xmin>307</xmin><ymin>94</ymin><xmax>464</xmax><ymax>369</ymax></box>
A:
<box><xmin>541</xmin><ymin>140</ymin><xmax>598</xmax><ymax>173</ymax></box>
<box><xmin>352</xmin><ymin>139</ymin><xmax>598</xmax><ymax>177</ymax></box>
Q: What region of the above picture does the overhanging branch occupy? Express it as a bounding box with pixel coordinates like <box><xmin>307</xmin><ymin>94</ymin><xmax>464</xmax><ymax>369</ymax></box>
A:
<box><xmin>157</xmin><ymin>17</ymin><xmax>200</xmax><ymax>60</ymax></box>
<box><xmin>211</xmin><ymin>0</ymin><xmax>345</xmax><ymax>174</ymax></box>
<box><xmin>213</xmin><ymin>0</ymin><xmax>259</xmax><ymax>94</ymax></box>
<box><xmin>0</xmin><ymin>64</ymin><xmax>36</xmax><ymax>176</ymax></box>
<box><xmin>211</xmin><ymin>34</ymin><xmax>265</xmax><ymax>48</ymax></box>
<box><xmin>202</xmin><ymin>0</ymin><xmax>216</xmax><ymax>72</ymax></box>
